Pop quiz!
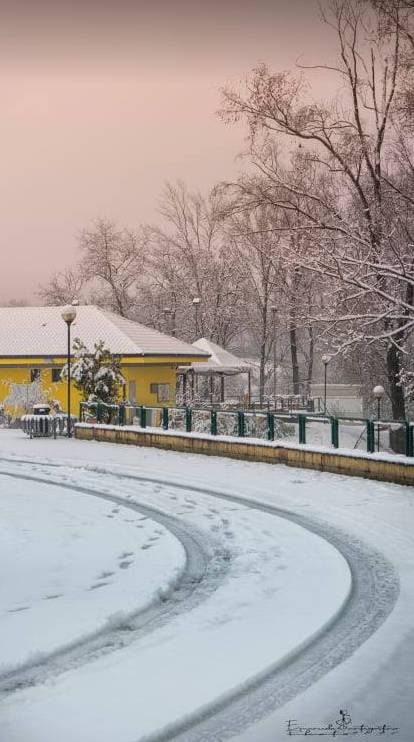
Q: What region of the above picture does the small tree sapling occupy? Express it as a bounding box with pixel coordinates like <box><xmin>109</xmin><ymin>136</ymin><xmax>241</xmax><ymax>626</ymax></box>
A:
<box><xmin>62</xmin><ymin>338</ymin><xmax>125</xmax><ymax>405</ymax></box>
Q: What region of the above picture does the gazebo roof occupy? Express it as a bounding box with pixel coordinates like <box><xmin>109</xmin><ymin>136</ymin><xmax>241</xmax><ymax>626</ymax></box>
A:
<box><xmin>181</xmin><ymin>338</ymin><xmax>251</xmax><ymax>376</ymax></box>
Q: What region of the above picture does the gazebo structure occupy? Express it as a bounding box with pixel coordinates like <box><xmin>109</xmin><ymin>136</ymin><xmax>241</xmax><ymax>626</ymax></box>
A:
<box><xmin>178</xmin><ymin>338</ymin><xmax>252</xmax><ymax>407</ymax></box>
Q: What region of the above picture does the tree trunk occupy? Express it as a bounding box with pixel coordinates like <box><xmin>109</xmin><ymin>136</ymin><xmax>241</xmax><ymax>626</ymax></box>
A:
<box><xmin>258</xmin><ymin>305</ymin><xmax>268</xmax><ymax>407</ymax></box>
<box><xmin>305</xmin><ymin>324</ymin><xmax>314</xmax><ymax>397</ymax></box>
<box><xmin>288</xmin><ymin>269</ymin><xmax>301</xmax><ymax>396</ymax></box>
<box><xmin>259</xmin><ymin>336</ymin><xmax>266</xmax><ymax>407</ymax></box>
<box><xmin>386</xmin><ymin>343</ymin><xmax>405</xmax><ymax>419</ymax></box>
<box><xmin>289</xmin><ymin>323</ymin><xmax>300</xmax><ymax>395</ymax></box>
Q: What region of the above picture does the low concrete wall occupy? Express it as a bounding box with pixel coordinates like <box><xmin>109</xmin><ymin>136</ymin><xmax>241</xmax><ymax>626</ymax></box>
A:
<box><xmin>75</xmin><ymin>424</ymin><xmax>414</xmax><ymax>487</ymax></box>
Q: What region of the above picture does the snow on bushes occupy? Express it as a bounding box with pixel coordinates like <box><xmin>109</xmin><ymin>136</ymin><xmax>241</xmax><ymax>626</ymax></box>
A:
<box><xmin>62</xmin><ymin>338</ymin><xmax>125</xmax><ymax>405</ymax></box>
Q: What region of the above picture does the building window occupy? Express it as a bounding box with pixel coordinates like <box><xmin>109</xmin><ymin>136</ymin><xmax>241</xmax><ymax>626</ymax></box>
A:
<box><xmin>150</xmin><ymin>383</ymin><xmax>170</xmax><ymax>402</ymax></box>
<box><xmin>51</xmin><ymin>368</ymin><xmax>63</xmax><ymax>383</ymax></box>
<box><xmin>128</xmin><ymin>381</ymin><xmax>136</xmax><ymax>403</ymax></box>
<box><xmin>30</xmin><ymin>369</ymin><xmax>41</xmax><ymax>383</ymax></box>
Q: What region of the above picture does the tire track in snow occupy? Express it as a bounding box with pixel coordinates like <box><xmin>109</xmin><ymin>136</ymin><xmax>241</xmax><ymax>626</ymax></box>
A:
<box><xmin>0</xmin><ymin>458</ymin><xmax>400</xmax><ymax>742</ymax></box>
<box><xmin>0</xmin><ymin>467</ymin><xmax>228</xmax><ymax>696</ymax></box>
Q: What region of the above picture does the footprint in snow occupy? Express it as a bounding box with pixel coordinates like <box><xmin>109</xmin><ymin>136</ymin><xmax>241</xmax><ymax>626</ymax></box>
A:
<box><xmin>111</xmin><ymin>508</ymin><xmax>120</xmax><ymax>514</ymax></box>
<box><xmin>119</xmin><ymin>560</ymin><xmax>133</xmax><ymax>569</ymax></box>
<box><xmin>8</xmin><ymin>606</ymin><xmax>30</xmax><ymax>613</ymax></box>
<box><xmin>43</xmin><ymin>594</ymin><xmax>63</xmax><ymax>600</ymax></box>
<box><xmin>88</xmin><ymin>582</ymin><xmax>110</xmax><ymax>590</ymax></box>
<box><xmin>120</xmin><ymin>551</ymin><xmax>134</xmax><ymax>559</ymax></box>
<box><xmin>263</xmin><ymin>586</ymin><xmax>278</xmax><ymax>597</ymax></box>
<box><xmin>98</xmin><ymin>571</ymin><xmax>114</xmax><ymax>579</ymax></box>
<box><xmin>141</xmin><ymin>544</ymin><xmax>152</xmax><ymax>550</ymax></box>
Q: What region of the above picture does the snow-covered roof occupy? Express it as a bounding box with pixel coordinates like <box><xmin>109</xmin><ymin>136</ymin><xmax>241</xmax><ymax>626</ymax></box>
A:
<box><xmin>0</xmin><ymin>305</ymin><xmax>210</xmax><ymax>359</ymax></box>
<box><xmin>186</xmin><ymin>338</ymin><xmax>251</xmax><ymax>375</ymax></box>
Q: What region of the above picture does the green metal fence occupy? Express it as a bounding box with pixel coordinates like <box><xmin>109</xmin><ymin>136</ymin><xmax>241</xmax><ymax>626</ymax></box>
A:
<box><xmin>79</xmin><ymin>402</ymin><xmax>414</xmax><ymax>458</ymax></box>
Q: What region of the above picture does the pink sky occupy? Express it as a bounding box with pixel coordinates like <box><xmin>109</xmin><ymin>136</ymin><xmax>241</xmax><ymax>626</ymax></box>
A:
<box><xmin>0</xmin><ymin>0</ymin><xmax>338</xmax><ymax>302</ymax></box>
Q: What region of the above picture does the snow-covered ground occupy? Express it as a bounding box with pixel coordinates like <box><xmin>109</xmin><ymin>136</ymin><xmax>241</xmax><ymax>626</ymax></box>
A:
<box><xmin>0</xmin><ymin>430</ymin><xmax>413</xmax><ymax>741</ymax></box>
<box><xmin>0</xmin><ymin>476</ymin><xmax>185</xmax><ymax>670</ymax></box>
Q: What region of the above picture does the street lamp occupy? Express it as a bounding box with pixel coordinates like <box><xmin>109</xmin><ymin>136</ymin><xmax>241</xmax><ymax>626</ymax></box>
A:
<box><xmin>271</xmin><ymin>305</ymin><xmax>277</xmax><ymax>410</ymax></box>
<box><xmin>61</xmin><ymin>304</ymin><xmax>77</xmax><ymax>437</ymax></box>
<box><xmin>373</xmin><ymin>385</ymin><xmax>385</xmax><ymax>452</ymax></box>
<box><xmin>322</xmin><ymin>354</ymin><xmax>330</xmax><ymax>415</ymax></box>
<box><xmin>192</xmin><ymin>297</ymin><xmax>201</xmax><ymax>339</ymax></box>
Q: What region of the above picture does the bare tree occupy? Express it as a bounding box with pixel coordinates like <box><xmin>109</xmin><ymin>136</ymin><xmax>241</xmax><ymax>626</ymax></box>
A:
<box><xmin>4</xmin><ymin>298</ymin><xmax>28</xmax><ymax>307</ymax></box>
<box><xmin>143</xmin><ymin>181</ymin><xmax>244</xmax><ymax>346</ymax></box>
<box><xmin>79</xmin><ymin>219</ymin><xmax>145</xmax><ymax>317</ymax></box>
<box><xmin>222</xmin><ymin>176</ymin><xmax>325</xmax><ymax>398</ymax></box>
<box><xmin>220</xmin><ymin>0</ymin><xmax>414</xmax><ymax>417</ymax></box>
<box><xmin>38</xmin><ymin>266</ymin><xmax>85</xmax><ymax>306</ymax></box>
<box><xmin>228</xmin><ymin>205</ymin><xmax>282</xmax><ymax>403</ymax></box>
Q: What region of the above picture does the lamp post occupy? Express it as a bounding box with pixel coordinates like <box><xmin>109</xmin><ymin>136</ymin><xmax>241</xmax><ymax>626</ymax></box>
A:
<box><xmin>322</xmin><ymin>354</ymin><xmax>330</xmax><ymax>415</ymax></box>
<box><xmin>373</xmin><ymin>385</ymin><xmax>385</xmax><ymax>452</ymax></box>
<box><xmin>192</xmin><ymin>297</ymin><xmax>201</xmax><ymax>340</ymax></box>
<box><xmin>61</xmin><ymin>304</ymin><xmax>77</xmax><ymax>437</ymax></box>
<box><xmin>271</xmin><ymin>305</ymin><xmax>277</xmax><ymax>410</ymax></box>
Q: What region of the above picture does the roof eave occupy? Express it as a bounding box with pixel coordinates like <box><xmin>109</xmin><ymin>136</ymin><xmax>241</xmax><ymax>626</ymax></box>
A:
<box><xmin>0</xmin><ymin>351</ymin><xmax>211</xmax><ymax>360</ymax></box>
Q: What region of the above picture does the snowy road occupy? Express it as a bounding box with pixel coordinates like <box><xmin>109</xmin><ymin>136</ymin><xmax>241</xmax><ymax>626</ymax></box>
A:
<box><xmin>0</xmin><ymin>431</ymin><xmax>412</xmax><ymax>741</ymax></box>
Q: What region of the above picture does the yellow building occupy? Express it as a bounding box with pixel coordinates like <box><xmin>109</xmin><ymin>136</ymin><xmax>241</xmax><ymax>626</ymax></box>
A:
<box><xmin>0</xmin><ymin>305</ymin><xmax>209</xmax><ymax>417</ymax></box>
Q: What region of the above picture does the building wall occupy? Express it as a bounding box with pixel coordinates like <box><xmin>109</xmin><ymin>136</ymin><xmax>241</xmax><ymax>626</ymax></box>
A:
<box><xmin>122</xmin><ymin>364</ymin><xmax>176</xmax><ymax>406</ymax></box>
<box><xmin>0</xmin><ymin>358</ymin><xmax>182</xmax><ymax>417</ymax></box>
<box><xmin>0</xmin><ymin>360</ymin><xmax>82</xmax><ymax>416</ymax></box>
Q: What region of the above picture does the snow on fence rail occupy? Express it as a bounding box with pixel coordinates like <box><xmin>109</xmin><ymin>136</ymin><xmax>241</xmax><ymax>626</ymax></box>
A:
<box><xmin>78</xmin><ymin>402</ymin><xmax>414</xmax><ymax>458</ymax></box>
<box><xmin>21</xmin><ymin>414</ymin><xmax>77</xmax><ymax>438</ymax></box>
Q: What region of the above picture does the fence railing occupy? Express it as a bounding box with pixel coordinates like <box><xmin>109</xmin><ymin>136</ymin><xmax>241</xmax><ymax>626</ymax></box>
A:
<box><xmin>249</xmin><ymin>395</ymin><xmax>321</xmax><ymax>412</ymax></box>
<box><xmin>78</xmin><ymin>402</ymin><xmax>414</xmax><ymax>458</ymax></box>
<box><xmin>21</xmin><ymin>414</ymin><xmax>77</xmax><ymax>438</ymax></box>
<box><xmin>166</xmin><ymin>395</ymin><xmax>323</xmax><ymax>412</ymax></box>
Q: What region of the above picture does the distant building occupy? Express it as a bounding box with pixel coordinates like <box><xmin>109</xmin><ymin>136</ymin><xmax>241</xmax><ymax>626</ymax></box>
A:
<box><xmin>0</xmin><ymin>305</ymin><xmax>209</xmax><ymax>416</ymax></box>
<box><xmin>310</xmin><ymin>383</ymin><xmax>363</xmax><ymax>416</ymax></box>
